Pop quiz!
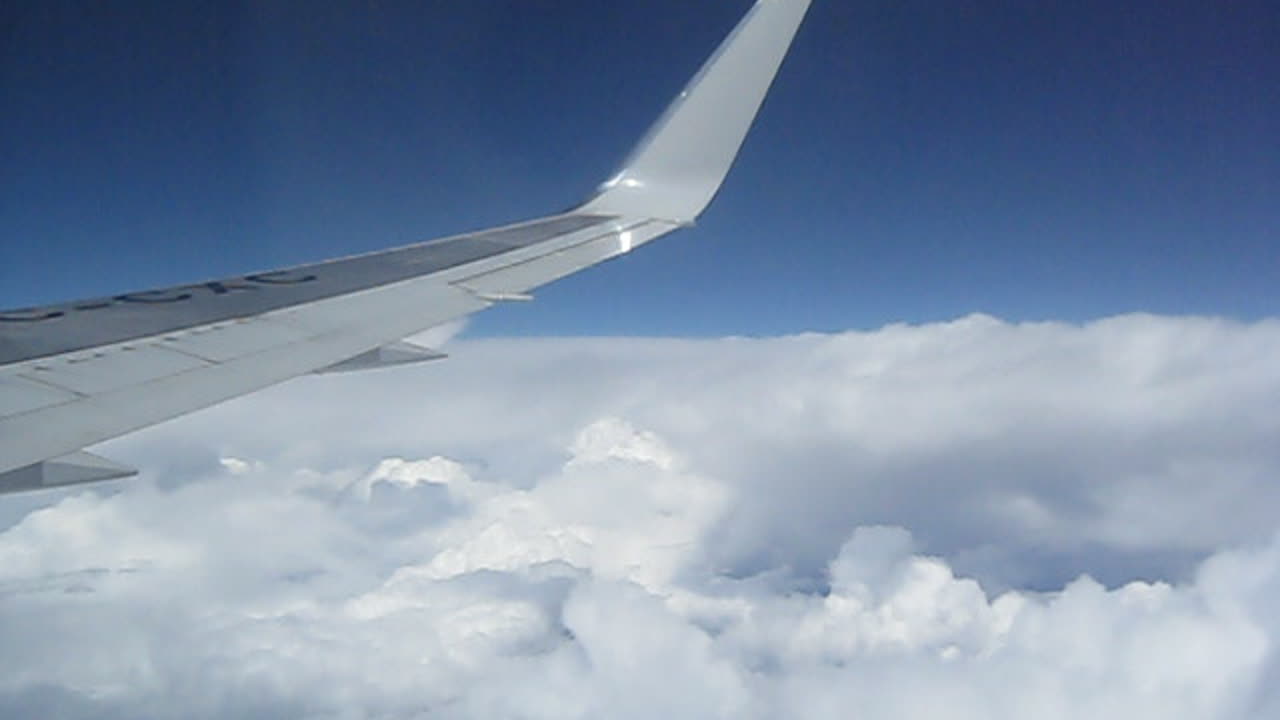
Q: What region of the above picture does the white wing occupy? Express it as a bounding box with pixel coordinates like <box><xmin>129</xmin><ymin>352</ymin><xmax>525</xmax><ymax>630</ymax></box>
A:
<box><xmin>0</xmin><ymin>0</ymin><xmax>812</xmax><ymax>494</ymax></box>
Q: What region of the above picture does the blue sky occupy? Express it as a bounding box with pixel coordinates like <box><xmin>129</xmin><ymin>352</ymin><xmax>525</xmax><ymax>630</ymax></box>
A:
<box><xmin>2</xmin><ymin>0</ymin><xmax>1276</xmax><ymax>337</ymax></box>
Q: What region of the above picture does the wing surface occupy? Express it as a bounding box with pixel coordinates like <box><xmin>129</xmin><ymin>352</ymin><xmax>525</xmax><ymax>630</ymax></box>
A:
<box><xmin>0</xmin><ymin>0</ymin><xmax>812</xmax><ymax>493</ymax></box>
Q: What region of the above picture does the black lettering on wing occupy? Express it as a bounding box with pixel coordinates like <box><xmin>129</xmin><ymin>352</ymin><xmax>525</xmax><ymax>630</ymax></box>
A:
<box><xmin>0</xmin><ymin>272</ymin><xmax>319</xmax><ymax>324</ymax></box>
<box><xmin>116</xmin><ymin>290</ymin><xmax>194</xmax><ymax>304</ymax></box>
<box><xmin>203</xmin><ymin>280</ymin><xmax>259</xmax><ymax>295</ymax></box>
<box><xmin>246</xmin><ymin>271</ymin><xmax>318</xmax><ymax>285</ymax></box>
<box><xmin>0</xmin><ymin>308</ymin><xmax>65</xmax><ymax>323</ymax></box>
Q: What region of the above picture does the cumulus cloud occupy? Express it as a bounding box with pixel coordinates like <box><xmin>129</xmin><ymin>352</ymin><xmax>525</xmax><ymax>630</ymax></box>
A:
<box><xmin>2</xmin><ymin>314</ymin><xmax>1280</xmax><ymax>718</ymax></box>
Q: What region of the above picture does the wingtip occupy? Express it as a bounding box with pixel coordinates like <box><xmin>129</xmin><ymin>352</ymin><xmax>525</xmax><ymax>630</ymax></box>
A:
<box><xmin>579</xmin><ymin>0</ymin><xmax>812</xmax><ymax>223</ymax></box>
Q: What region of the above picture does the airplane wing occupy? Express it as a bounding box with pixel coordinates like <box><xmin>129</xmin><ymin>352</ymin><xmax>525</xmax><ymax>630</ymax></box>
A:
<box><xmin>0</xmin><ymin>0</ymin><xmax>812</xmax><ymax>494</ymax></box>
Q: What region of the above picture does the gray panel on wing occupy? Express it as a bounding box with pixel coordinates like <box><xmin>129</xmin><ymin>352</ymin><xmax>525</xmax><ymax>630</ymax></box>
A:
<box><xmin>165</xmin><ymin>317</ymin><xmax>318</xmax><ymax>363</ymax></box>
<box><xmin>17</xmin><ymin>345</ymin><xmax>211</xmax><ymax>396</ymax></box>
<box><xmin>0</xmin><ymin>374</ymin><xmax>82</xmax><ymax>415</ymax></box>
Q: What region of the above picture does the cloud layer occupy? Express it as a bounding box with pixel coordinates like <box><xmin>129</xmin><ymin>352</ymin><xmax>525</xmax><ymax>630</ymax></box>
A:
<box><xmin>3</xmin><ymin>314</ymin><xmax>1279</xmax><ymax>718</ymax></box>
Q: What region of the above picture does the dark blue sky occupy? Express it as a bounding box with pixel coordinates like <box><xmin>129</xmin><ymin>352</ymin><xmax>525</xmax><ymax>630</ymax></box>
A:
<box><xmin>2</xmin><ymin>0</ymin><xmax>1276</xmax><ymax>336</ymax></box>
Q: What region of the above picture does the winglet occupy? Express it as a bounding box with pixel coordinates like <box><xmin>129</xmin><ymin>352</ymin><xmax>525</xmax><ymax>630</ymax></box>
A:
<box><xmin>579</xmin><ymin>0</ymin><xmax>812</xmax><ymax>224</ymax></box>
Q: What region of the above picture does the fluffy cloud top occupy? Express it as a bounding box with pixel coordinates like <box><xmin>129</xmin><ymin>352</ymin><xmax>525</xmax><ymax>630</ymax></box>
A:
<box><xmin>2</xmin><ymin>314</ymin><xmax>1279</xmax><ymax>718</ymax></box>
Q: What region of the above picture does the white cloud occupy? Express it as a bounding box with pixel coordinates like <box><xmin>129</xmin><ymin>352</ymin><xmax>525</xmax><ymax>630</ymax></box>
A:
<box><xmin>3</xmin><ymin>314</ymin><xmax>1280</xmax><ymax>718</ymax></box>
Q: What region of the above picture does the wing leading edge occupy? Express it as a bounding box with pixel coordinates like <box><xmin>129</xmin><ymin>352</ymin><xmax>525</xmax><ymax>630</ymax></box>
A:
<box><xmin>0</xmin><ymin>0</ymin><xmax>813</xmax><ymax>493</ymax></box>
